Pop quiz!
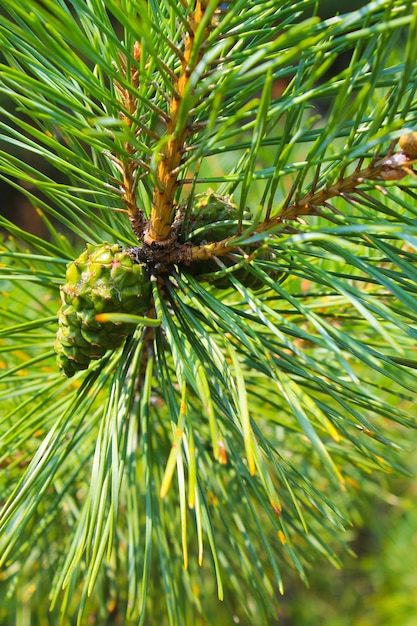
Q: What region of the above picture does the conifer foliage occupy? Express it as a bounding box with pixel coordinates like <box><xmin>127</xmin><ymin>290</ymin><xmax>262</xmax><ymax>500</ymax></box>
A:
<box><xmin>1</xmin><ymin>1</ymin><xmax>417</xmax><ymax>624</ymax></box>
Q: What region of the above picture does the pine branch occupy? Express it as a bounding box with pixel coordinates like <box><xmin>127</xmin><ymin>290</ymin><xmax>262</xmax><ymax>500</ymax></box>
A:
<box><xmin>112</xmin><ymin>41</ymin><xmax>149</xmax><ymax>236</ymax></box>
<box><xmin>1</xmin><ymin>2</ymin><xmax>417</xmax><ymax>625</ymax></box>
<box><xmin>179</xmin><ymin>137</ymin><xmax>417</xmax><ymax>264</ymax></box>
<box><xmin>143</xmin><ymin>0</ymin><xmax>222</xmax><ymax>245</ymax></box>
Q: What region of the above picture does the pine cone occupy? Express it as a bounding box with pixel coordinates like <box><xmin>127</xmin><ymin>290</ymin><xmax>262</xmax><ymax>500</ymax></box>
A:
<box><xmin>55</xmin><ymin>243</ymin><xmax>151</xmax><ymax>377</ymax></box>
<box><xmin>185</xmin><ymin>191</ymin><xmax>282</xmax><ymax>289</ymax></box>
<box><xmin>186</xmin><ymin>190</ymin><xmax>249</xmax><ymax>243</ymax></box>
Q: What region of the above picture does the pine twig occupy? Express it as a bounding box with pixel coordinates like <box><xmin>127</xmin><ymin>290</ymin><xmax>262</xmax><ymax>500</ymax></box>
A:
<box><xmin>113</xmin><ymin>41</ymin><xmax>148</xmax><ymax>238</ymax></box>
<box><xmin>143</xmin><ymin>0</ymin><xmax>218</xmax><ymax>246</ymax></box>
<box><xmin>180</xmin><ymin>138</ymin><xmax>417</xmax><ymax>264</ymax></box>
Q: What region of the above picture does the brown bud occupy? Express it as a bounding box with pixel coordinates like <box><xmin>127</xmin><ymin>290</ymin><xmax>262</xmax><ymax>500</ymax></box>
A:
<box><xmin>399</xmin><ymin>132</ymin><xmax>417</xmax><ymax>158</ymax></box>
<box><xmin>379</xmin><ymin>152</ymin><xmax>409</xmax><ymax>180</ymax></box>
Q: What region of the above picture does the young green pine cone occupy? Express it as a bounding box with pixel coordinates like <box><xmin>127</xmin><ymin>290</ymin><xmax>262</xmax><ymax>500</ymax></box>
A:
<box><xmin>185</xmin><ymin>191</ymin><xmax>282</xmax><ymax>289</ymax></box>
<box><xmin>185</xmin><ymin>190</ymin><xmax>250</xmax><ymax>243</ymax></box>
<box><xmin>55</xmin><ymin>243</ymin><xmax>151</xmax><ymax>377</ymax></box>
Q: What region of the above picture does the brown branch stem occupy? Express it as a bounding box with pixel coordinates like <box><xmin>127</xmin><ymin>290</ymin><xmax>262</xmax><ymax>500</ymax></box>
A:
<box><xmin>178</xmin><ymin>152</ymin><xmax>414</xmax><ymax>264</ymax></box>
<box><xmin>112</xmin><ymin>42</ymin><xmax>147</xmax><ymax>238</ymax></box>
<box><xmin>144</xmin><ymin>0</ymin><xmax>214</xmax><ymax>246</ymax></box>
